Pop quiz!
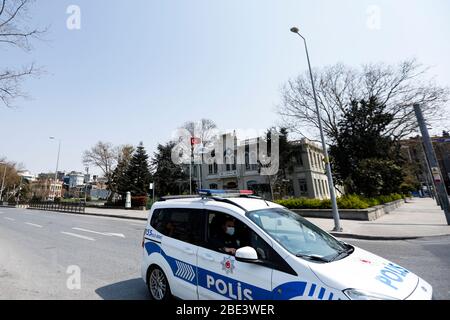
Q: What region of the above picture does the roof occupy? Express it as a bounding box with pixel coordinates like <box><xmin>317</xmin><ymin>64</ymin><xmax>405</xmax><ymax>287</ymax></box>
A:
<box><xmin>152</xmin><ymin>196</ymin><xmax>283</xmax><ymax>215</ymax></box>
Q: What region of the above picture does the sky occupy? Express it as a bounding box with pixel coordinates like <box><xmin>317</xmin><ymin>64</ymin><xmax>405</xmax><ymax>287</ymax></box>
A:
<box><xmin>1</xmin><ymin>0</ymin><xmax>450</xmax><ymax>175</ymax></box>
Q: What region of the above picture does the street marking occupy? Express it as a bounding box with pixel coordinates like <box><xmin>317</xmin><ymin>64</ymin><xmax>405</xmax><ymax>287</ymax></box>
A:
<box><xmin>61</xmin><ymin>231</ymin><xmax>95</xmax><ymax>241</ymax></box>
<box><xmin>72</xmin><ymin>227</ymin><xmax>125</xmax><ymax>238</ymax></box>
<box><xmin>4</xmin><ymin>217</ymin><xmax>15</xmax><ymax>221</ymax></box>
<box><xmin>25</xmin><ymin>222</ymin><xmax>43</xmax><ymax>228</ymax></box>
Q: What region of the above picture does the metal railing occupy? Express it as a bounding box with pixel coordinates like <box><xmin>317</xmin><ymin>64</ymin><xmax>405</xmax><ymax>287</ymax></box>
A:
<box><xmin>29</xmin><ymin>201</ymin><xmax>85</xmax><ymax>214</ymax></box>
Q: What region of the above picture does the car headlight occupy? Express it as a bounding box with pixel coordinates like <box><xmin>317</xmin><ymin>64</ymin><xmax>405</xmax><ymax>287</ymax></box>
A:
<box><xmin>343</xmin><ymin>289</ymin><xmax>399</xmax><ymax>300</ymax></box>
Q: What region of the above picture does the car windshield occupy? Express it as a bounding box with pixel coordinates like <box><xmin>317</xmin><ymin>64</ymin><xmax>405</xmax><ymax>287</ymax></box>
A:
<box><xmin>246</xmin><ymin>208</ymin><xmax>348</xmax><ymax>262</ymax></box>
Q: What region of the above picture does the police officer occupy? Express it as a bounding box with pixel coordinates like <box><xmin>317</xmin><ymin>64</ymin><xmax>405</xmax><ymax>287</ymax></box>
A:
<box><xmin>211</xmin><ymin>217</ymin><xmax>239</xmax><ymax>255</ymax></box>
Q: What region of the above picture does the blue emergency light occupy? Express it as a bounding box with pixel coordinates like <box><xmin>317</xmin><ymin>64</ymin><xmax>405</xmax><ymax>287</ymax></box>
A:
<box><xmin>198</xmin><ymin>189</ymin><xmax>254</xmax><ymax>197</ymax></box>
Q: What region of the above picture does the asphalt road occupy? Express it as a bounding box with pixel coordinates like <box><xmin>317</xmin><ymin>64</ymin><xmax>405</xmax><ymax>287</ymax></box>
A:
<box><xmin>0</xmin><ymin>207</ymin><xmax>449</xmax><ymax>300</ymax></box>
<box><xmin>0</xmin><ymin>207</ymin><xmax>149</xmax><ymax>300</ymax></box>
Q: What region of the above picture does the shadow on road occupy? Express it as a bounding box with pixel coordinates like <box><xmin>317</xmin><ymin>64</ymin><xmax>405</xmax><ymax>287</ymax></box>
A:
<box><xmin>95</xmin><ymin>278</ymin><xmax>150</xmax><ymax>300</ymax></box>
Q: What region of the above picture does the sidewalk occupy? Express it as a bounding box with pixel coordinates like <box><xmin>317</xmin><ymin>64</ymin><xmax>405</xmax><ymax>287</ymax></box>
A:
<box><xmin>84</xmin><ymin>207</ymin><xmax>149</xmax><ymax>221</ymax></box>
<box><xmin>309</xmin><ymin>198</ymin><xmax>450</xmax><ymax>240</ymax></box>
<box><xmin>74</xmin><ymin>198</ymin><xmax>449</xmax><ymax>240</ymax></box>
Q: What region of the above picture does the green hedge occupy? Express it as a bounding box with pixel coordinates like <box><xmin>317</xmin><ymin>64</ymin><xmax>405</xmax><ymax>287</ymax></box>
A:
<box><xmin>275</xmin><ymin>193</ymin><xmax>405</xmax><ymax>210</ymax></box>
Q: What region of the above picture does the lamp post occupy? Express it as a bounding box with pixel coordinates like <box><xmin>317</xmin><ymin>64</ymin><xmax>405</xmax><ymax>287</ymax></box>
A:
<box><xmin>290</xmin><ymin>27</ymin><xmax>342</xmax><ymax>232</ymax></box>
<box><xmin>0</xmin><ymin>161</ymin><xmax>7</xmax><ymax>202</ymax></box>
<box><xmin>49</xmin><ymin>137</ymin><xmax>61</xmax><ymax>183</ymax></box>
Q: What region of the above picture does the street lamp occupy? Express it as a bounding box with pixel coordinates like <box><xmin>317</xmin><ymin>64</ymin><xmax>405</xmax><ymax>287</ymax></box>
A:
<box><xmin>49</xmin><ymin>137</ymin><xmax>61</xmax><ymax>182</ymax></box>
<box><xmin>290</xmin><ymin>26</ymin><xmax>342</xmax><ymax>232</ymax></box>
<box><xmin>0</xmin><ymin>161</ymin><xmax>7</xmax><ymax>203</ymax></box>
<box><xmin>49</xmin><ymin>137</ymin><xmax>61</xmax><ymax>201</ymax></box>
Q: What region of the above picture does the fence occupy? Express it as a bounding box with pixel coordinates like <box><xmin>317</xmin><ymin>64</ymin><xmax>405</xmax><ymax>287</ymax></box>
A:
<box><xmin>29</xmin><ymin>201</ymin><xmax>85</xmax><ymax>214</ymax></box>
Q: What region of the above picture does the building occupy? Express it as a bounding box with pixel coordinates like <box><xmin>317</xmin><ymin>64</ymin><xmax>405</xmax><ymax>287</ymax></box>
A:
<box><xmin>67</xmin><ymin>171</ymin><xmax>85</xmax><ymax>188</ymax></box>
<box><xmin>17</xmin><ymin>170</ymin><xmax>36</xmax><ymax>182</ymax></box>
<box><xmin>400</xmin><ymin>133</ymin><xmax>450</xmax><ymax>195</ymax></box>
<box><xmin>31</xmin><ymin>179</ymin><xmax>63</xmax><ymax>201</ymax></box>
<box><xmin>193</xmin><ymin>133</ymin><xmax>334</xmax><ymax>200</ymax></box>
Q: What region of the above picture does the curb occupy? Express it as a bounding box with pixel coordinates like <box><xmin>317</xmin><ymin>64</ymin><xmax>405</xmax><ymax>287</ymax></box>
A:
<box><xmin>25</xmin><ymin>207</ymin><xmax>148</xmax><ymax>222</ymax></box>
<box><xmin>82</xmin><ymin>212</ymin><xmax>147</xmax><ymax>221</ymax></box>
<box><xmin>330</xmin><ymin>232</ymin><xmax>450</xmax><ymax>241</ymax></box>
<box><xmin>330</xmin><ymin>232</ymin><xmax>420</xmax><ymax>241</ymax></box>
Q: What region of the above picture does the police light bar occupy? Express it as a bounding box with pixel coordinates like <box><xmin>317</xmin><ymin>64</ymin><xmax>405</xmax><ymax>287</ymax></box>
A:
<box><xmin>198</xmin><ymin>189</ymin><xmax>254</xmax><ymax>197</ymax></box>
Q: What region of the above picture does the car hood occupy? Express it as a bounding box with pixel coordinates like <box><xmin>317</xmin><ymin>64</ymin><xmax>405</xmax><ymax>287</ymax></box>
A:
<box><xmin>307</xmin><ymin>246</ymin><xmax>419</xmax><ymax>300</ymax></box>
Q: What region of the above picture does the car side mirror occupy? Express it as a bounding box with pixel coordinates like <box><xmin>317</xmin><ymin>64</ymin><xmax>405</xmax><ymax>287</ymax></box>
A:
<box><xmin>235</xmin><ymin>246</ymin><xmax>258</xmax><ymax>263</ymax></box>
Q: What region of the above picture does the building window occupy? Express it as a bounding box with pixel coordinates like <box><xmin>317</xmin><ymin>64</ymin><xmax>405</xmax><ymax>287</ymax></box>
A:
<box><xmin>209</xmin><ymin>183</ymin><xmax>218</xmax><ymax>190</ymax></box>
<box><xmin>298</xmin><ymin>179</ymin><xmax>308</xmax><ymax>196</ymax></box>
<box><xmin>208</xmin><ymin>162</ymin><xmax>218</xmax><ymax>175</ymax></box>
<box><xmin>226</xmin><ymin>163</ymin><xmax>236</xmax><ymax>171</ymax></box>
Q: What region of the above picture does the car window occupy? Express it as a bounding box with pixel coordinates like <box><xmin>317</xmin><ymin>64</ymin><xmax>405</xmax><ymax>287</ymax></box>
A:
<box><xmin>150</xmin><ymin>208</ymin><xmax>205</xmax><ymax>245</ymax></box>
<box><xmin>247</xmin><ymin>208</ymin><xmax>346</xmax><ymax>260</ymax></box>
<box><xmin>206</xmin><ymin>211</ymin><xmax>274</xmax><ymax>260</ymax></box>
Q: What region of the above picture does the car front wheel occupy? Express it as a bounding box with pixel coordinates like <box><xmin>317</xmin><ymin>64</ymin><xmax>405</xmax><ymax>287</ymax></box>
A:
<box><xmin>147</xmin><ymin>266</ymin><xmax>171</xmax><ymax>301</ymax></box>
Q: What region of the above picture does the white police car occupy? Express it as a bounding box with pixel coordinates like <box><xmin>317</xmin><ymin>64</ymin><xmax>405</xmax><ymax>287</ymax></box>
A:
<box><xmin>141</xmin><ymin>189</ymin><xmax>432</xmax><ymax>300</ymax></box>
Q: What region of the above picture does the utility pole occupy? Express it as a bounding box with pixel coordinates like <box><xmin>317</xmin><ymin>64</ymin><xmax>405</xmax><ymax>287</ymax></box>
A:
<box><xmin>414</xmin><ymin>104</ymin><xmax>450</xmax><ymax>225</ymax></box>
<box><xmin>190</xmin><ymin>143</ymin><xmax>193</xmax><ymax>195</ymax></box>
<box><xmin>290</xmin><ymin>27</ymin><xmax>342</xmax><ymax>231</ymax></box>
<box><xmin>0</xmin><ymin>163</ymin><xmax>7</xmax><ymax>203</ymax></box>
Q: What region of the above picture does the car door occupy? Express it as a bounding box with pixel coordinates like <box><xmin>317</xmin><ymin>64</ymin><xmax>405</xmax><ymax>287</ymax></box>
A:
<box><xmin>157</xmin><ymin>207</ymin><xmax>205</xmax><ymax>300</ymax></box>
<box><xmin>196</xmin><ymin>210</ymin><xmax>274</xmax><ymax>300</ymax></box>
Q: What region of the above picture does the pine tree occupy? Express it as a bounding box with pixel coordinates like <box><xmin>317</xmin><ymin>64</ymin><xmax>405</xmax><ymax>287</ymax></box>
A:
<box><xmin>124</xmin><ymin>142</ymin><xmax>152</xmax><ymax>196</ymax></box>
<box><xmin>151</xmin><ymin>142</ymin><xmax>188</xmax><ymax>197</ymax></box>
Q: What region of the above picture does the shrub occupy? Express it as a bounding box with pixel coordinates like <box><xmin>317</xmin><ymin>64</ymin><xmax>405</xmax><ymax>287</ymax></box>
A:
<box><xmin>365</xmin><ymin>197</ymin><xmax>381</xmax><ymax>207</ymax></box>
<box><xmin>276</xmin><ymin>193</ymin><xmax>404</xmax><ymax>210</ymax></box>
<box><xmin>337</xmin><ymin>194</ymin><xmax>369</xmax><ymax>209</ymax></box>
<box><xmin>131</xmin><ymin>196</ymin><xmax>148</xmax><ymax>207</ymax></box>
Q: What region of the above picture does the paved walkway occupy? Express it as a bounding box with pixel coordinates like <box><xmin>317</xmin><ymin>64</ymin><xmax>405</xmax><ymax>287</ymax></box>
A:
<box><xmin>84</xmin><ymin>207</ymin><xmax>148</xmax><ymax>221</ymax></box>
<box><xmin>38</xmin><ymin>197</ymin><xmax>450</xmax><ymax>240</ymax></box>
<box><xmin>309</xmin><ymin>198</ymin><xmax>450</xmax><ymax>239</ymax></box>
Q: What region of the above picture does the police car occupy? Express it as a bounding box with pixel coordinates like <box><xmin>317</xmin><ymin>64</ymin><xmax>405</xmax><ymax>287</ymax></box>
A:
<box><xmin>141</xmin><ymin>189</ymin><xmax>432</xmax><ymax>300</ymax></box>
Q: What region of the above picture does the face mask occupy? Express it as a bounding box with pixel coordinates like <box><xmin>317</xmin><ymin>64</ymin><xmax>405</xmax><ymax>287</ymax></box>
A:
<box><xmin>226</xmin><ymin>227</ymin><xmax>235</xmax><ymax>236</ymax></box>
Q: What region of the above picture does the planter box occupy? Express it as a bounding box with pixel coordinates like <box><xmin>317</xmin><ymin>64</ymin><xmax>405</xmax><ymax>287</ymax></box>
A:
<box><xmin>291</xmin><ymin>199</ymin><xmax>405</xmax><ymax>221</ymax></box>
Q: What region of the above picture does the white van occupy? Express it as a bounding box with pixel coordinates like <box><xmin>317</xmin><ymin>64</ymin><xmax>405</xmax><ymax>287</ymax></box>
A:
<box><xmin>141</xmin><ymin>190</ymin><xmax>432</xmax><ymax>300</ymax></box>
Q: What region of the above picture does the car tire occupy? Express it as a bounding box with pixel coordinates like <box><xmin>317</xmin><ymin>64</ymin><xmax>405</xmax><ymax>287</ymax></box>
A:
<box><xmin>147</xmin><ymin>266</ymin><xmax>172</xmax><ymax>301</ymax></box>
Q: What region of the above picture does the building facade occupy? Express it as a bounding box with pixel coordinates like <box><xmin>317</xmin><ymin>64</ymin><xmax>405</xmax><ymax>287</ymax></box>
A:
<box><xmin>192</xmin><ymin>134</ymin><xmax>334</xmax><ymax>200</ymax></box>
<box><xmin>400</xmin><ymin>134</ymin><xmax>450</xmax><ymax>195</ymax></box>
<box><xmin>31</xmin><ymin>179</ymin><xmax>63</xmax><ymax>201</ymax></box>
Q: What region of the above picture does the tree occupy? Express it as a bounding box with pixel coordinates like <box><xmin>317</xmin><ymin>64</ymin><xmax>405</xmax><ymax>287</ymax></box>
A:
<box><xmin>279</xmin><ymin>59</ymin><xmax>450</xmax><ymax>142</ymax></box>
<box><xmin>0</xmin><ymin>158</ymin><xmax>22</xmax><ymax>201</ymax></box>
<box><xmin>1</xmin><ymin>0</ymin><xmax>45</xmax><ymax>107</ymax></box>
<box><xmin>181</xmin><ymin>119</ymin><xmax>217</xmax><ymax>145</ymax></box>
<box><xmin>83</xmin><ymin>142</ymin><xmax>117</xmax><ymax>188</ymax></box>
<box><xmin>123</xmin><ymin>142</ymin><xmax>152</xmax><ymax>196</ymax></box>
<box><xmin>151</xmin><ymin>142</ymin><xmax>188</xmax><ymax>197</ymax></box>
<box><xmin>257</xmin><ymin>128</ymin><xmax>302</xmax><ymax>199</ymax></box>
<box><xmin>110</xmin><ymin>144</ymin><xmax>134</xmax><ymax>197</ymax></box>
<box><xmin>329</xmin><ymin>97</ymin><xmax>405</xmax><ymax>197</ymax></box>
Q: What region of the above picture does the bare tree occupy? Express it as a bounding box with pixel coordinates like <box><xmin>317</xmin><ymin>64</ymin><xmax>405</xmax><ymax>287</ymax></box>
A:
<box><xmin>181</xmin><ymin>118</ymin><xmax>218</xmax><ymax>144</ymax></box>
<box><xmin>82</xmin><ymin>142</ymin><xmax>118</xmax><ymax>187</ymax></box>
<box><xmin>279</xmin><ymin>59</ymin><xmax>450</xmax><ymax>142</ymax></box>
<box><xmin>83</xmin><ymin>142</ymin><xmax>135</xmax><ymax>200</ymax></box>
<box><xmin>0</xmin><ymin>0</ymin><xmax>45</xmax><ymax>107</ymax></box>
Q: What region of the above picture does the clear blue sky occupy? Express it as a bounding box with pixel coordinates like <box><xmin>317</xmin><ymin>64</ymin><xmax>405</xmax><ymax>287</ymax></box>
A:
<box><xmin>1</xmin><ymin>0</ymin><xmax>450</xmax><ymax>175</ymax></box>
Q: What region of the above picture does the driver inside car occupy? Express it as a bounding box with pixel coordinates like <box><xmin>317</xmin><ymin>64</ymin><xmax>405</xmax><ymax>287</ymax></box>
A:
<box><xmin>210</xmin><ymin>216</ymin><xmax>240</xmax><ymax>255</ymax></box>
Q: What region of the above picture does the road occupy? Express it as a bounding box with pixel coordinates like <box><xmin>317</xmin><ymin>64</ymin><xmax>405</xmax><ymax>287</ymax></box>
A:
<box><xmin>0</xmin><ymin>207</ymin><xmax>449</xmax><ymax>300</ymax></box>
<box><xmin>0</xmin><ymin>207</ymin><xmax>149</xmax><ymax>300</ymax></box>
